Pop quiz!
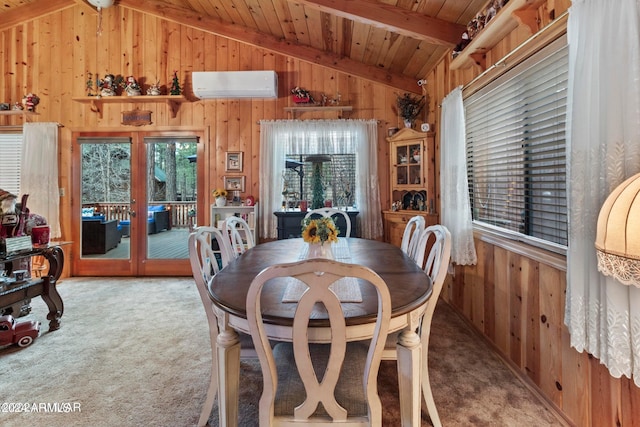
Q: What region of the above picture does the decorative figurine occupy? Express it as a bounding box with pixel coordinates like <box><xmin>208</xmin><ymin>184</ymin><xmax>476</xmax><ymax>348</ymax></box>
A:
<box><xmin>21</xmin><ymin>93</ymin><xmax>40</xmax><ymax>112</ymax></box>
<box><xmin>98</xmin><ymin>74</ymin><xmax>117</xmax><ymax>96</ymax></box>
<box><xmin>124</xmin><ymin>76</ymin><xmax>142</xmax><ymax>96</ymax></box>
<box><xmin>146</xmin><ymin>81</ymin><xmax>162</xmax><ymax>96</ymax></box>
<box><xmin>170</xmin><ymin>71</ymin><xmax>181</xmax><ymax>95</ymax></box>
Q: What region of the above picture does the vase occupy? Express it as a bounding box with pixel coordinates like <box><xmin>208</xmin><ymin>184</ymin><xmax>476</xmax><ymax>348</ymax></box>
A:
<box><xmin>307</xmin><ymin>242</ymin><xmax>334</xmax><ymax>259</ymax></box>
<box><xmin>403</xmin><ymin>119</ymin><xmax>412</xmax><ymax>128</ymax></box>
<box><xmin>215</xmin><ymin>197</ymin><xmax>227</xmax><ymax>207</ymax></box>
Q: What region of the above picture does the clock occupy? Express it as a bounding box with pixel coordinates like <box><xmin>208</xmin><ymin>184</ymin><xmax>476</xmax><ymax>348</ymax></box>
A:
<box><xmin>420</xmin><ymin>123</ymin><xmax>431</xmax><ymax>132</ymax></box>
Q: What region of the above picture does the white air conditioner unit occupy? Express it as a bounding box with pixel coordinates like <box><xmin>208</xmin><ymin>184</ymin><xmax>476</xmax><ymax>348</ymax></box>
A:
<box><xmin>192</xmin><ymin>71</ymin><xmax>278</xmax><ymax>99</ymax></box>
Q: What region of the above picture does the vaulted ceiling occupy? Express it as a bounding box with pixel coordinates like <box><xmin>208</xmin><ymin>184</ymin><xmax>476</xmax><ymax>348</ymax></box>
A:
<box><xmin>1</xmin><ymin>0</ymin><xmax>486</xmax><ymax>93</ymax></box>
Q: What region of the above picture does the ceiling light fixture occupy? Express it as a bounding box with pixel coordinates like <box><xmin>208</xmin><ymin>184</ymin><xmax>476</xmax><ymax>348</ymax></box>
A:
<box><xmin>87</xmin><ymin>0</ymin><xmax>114</xmax><ymax>35</ymax></box>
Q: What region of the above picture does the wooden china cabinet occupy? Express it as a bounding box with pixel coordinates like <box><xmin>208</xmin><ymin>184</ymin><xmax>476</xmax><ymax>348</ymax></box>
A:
<box><xmin>382</xmin><ymin>128</ymin><xmax>438</xmax><ymax>247</ymax></box>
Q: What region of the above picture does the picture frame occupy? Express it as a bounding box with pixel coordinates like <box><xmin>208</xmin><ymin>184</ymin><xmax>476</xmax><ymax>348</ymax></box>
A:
<box><xmin>225</xmin><ymin>151</ymin><xmax>243</xmax><ymax>172</ymax></box>
<box><xmin>224</xmin><ymin>176</ymin><xmax>246</xmax><ymax>192</ymax></box>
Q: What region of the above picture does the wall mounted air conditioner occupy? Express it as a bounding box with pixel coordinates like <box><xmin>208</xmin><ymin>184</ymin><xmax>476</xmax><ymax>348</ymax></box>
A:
<box><xmin>192</xmin><ymin>70</ymin><xmax>278</xmax><ymax>99</ymax></box>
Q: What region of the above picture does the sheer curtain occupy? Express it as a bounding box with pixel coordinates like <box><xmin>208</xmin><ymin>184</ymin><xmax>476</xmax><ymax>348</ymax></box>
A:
<box><xmin>565</xmin><ymin>0</ymin><xmax>640</xmax><ymax>386</ymax></box>
<box><xmin>440</xmin><ymin>87</ymin><xmax>476</xmax><ymax>265</ymax></box>
<box><xmin>21</xmin><ymin>123</ymin><xmax>60</xmax><ymax>238</ymax></box>
<box><xmin>258</xmin><ymin>119</ymin><xmax>383</xmax><ymax>240</ymax></box>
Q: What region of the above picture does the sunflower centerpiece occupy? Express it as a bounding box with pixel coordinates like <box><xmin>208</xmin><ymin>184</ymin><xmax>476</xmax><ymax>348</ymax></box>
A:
<box><xmin>213</xmin><ymin>188</ymin><xmax>228</xmax><ymax>207</ymax></box>
<box><xmin>301</xmin><ymin>217</ymin><xmax>340</xmax><ymax>259</ymax></box>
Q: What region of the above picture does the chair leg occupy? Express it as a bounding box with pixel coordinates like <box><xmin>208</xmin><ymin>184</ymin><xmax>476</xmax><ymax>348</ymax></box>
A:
<box><xmin>198</xmin><ymin>319</ymin><xmax>220</xmax><ymax>426</ymax></box>
<box><xmin>420</xmin><ymin>314</ymin><xmax>441</xmax><ymax>427</ymax></box>
<box><xmin>397</xmin><ymin>330</ymin><xmax>422</xmax><ymax>427</ymax></box>
<box><xmin>198</xmin><ymin>357</ymin><xmax>218</xmax><ymax>427</ymax></box>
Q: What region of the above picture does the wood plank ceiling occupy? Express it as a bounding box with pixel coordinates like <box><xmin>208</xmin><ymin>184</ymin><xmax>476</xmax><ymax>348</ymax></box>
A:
<box><xmin>1</xmin><ymin>0</ymin><xmax>486</xmax><ymax>93</ymax></box>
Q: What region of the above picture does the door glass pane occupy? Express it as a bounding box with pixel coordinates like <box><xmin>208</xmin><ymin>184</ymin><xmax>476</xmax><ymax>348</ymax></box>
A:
<box><xmin>145</xmin><ymin>138</ymin><xmax>197</xmax><ymax>259</ymax></box>
<box><xmin>80</xmin><ymin>140</ymin><xmax>131</xmax><ymax>259</ymax></box>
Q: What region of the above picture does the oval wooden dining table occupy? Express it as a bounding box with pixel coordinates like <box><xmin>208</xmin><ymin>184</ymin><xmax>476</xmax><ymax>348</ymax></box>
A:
<box><xmin>208</xmin><ymin>237</ymin><xmax>432</xmax><ymax>427</ymax></box>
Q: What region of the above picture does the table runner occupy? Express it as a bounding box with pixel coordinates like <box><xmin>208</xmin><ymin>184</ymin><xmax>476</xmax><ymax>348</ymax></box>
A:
<box><xmin>282</xmin><ymin>238</ymin><xmax>363</xmax><ymax>303</ymax></box>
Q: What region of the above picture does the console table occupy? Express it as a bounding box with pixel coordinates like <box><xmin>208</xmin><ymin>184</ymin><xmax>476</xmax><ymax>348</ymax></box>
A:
<box><xmin>274</xmin><ymin>209</ymin><xmax>359</xmax><ymax>239</ymax></box>
<box><xmin>0</xmin><ymin>246</ymin><xmax>64</xmax><ymax>331</ymax></box>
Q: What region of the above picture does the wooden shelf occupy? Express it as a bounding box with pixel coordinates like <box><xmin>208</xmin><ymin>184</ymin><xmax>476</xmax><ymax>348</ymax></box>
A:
<box><xmin>450</xmin><ymin>0</ymin><xmax>545</xmax><ymax>71</ymax></box>
<box><xmin>72</xmin><ymin>95</ymin><xmax>187</xmax><ymax>118</ymax></box>
<box><xmin>284</xmin><ymin>105</ymin><xmax>353</xmax><ymax>117</ymax></box>
<box><xmin>0</xmin><ymin>110</ymin><xmax>39</xmax><ymax>122</ymax></box>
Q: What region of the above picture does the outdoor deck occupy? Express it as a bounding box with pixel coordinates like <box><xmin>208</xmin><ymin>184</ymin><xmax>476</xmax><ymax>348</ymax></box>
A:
<box><xmin>82</xmin><ymin>228</ymin><xmax>190</xmax><ymax>260</ymax></box>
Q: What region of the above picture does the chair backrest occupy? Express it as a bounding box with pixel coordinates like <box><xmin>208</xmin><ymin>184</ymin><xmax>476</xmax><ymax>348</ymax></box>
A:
<box><xmin>188</xmin><ymin>227</ymin><xmax>235</xmax><ymax>427</ymax></box>
<box><xmin>304</xmin><ymin>208</ymin><xmax>352</xmax><ymax>238</ymax></box>
<box><xmin>401</xmin><ymin>215</ymin><xmax>426</xmax><ymax>260</ymax></box>
<box><xmin>223</xmin><ymin>216</ymin><xmax>255</xmax><ymax>258</ymax></box>
<box><xmin>246</xmin><ymin>258</ymin><xmax>391</xmax><ymax>425</ymax></box>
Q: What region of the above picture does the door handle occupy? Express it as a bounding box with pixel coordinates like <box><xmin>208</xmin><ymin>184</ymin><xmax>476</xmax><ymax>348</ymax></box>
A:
<box><xmin>130</xmin><ymin>210</ymin><xmax>136</xmax><ymax>217</ymax></box>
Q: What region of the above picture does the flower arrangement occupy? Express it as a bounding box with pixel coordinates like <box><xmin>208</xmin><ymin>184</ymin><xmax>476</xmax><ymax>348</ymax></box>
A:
<box><xmin>301</xmin><ymin>217</ymin><xmax>339</xmax><ymax>245</ymax></box>
<box><xmin>396</xmin><ymin>93</ymin><xmax>426</xmax><ymax>123</ymax></box>
<box><xmin>212</xmin><ymin>188</ymin><xmax>228</xmax><ymax>199</ymax></box>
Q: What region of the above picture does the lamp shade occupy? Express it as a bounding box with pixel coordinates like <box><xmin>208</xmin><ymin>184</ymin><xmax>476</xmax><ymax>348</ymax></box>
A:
<box><xmin>595</xmin><ymin>172</ymin><xmax>640</xmax><ymax>287</ymax></box>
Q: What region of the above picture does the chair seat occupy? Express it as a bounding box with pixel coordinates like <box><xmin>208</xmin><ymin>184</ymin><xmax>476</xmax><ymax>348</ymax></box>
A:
<box><xmin>273</xmin><ymin>342</ymin><xmax>369</xmax><ymax>418</ymax></box>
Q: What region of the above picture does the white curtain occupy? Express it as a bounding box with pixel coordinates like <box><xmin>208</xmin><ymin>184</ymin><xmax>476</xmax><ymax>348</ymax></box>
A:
<box><xmin>21</xmin><ymin>123</ymin><xmax>61</xmax><ymax>238</ymax></box>
<box><xmin>258</xmin><ymin>119</ymin><xmax>383</xmax><ymax>240</ymax></box>
<box><xmin>440</xmin><ymin>87</ymin><xmax>477</xmax><ymax>265</ymax></box>
<box><xmin>565</xmin><ymin>0</ymin><xmax>640</xmax><ymax>386</ymax></box>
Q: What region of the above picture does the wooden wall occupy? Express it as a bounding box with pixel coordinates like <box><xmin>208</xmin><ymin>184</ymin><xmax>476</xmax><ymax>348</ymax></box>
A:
<box><xmin>0</xmin><ymin>4</ymin><xmax>440</xmax><ymax>246</ymax></box>
<box><xmin>423</xmin><ymin>0</ymin><xmax>640</xmax><ymax>426</ymax></box>
<box><xmin>4</xmin><ymin>1</ymin><xmax>640</xmax><ymax>425</ymax></box>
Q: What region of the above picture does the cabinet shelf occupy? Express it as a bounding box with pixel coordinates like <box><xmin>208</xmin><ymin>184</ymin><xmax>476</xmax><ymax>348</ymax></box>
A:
<box><xmin>72</xmin><ymin>95</ymin><xmax>187</xmax><ymax>118</ymax></box>
<box><xmin>450</xmin><ymin>0</ymin><xmax>545</xmax><ymax>71</ymax></box>
<box><xmin>0</xmin><ymin>110</ymin><xmax>39</xmax><ymax>122</ymax></box>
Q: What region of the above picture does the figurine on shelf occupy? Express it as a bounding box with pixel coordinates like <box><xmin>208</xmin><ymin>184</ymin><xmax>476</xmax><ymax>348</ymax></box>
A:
<box><xmin>146</xmin><ymin>81</ymin><xmax>162</xmax><ymax>96</ymax></box>
<box><xmin>124</xmin><ymin>76</ymin><xmax>142</xmax><ymax>96</ymax></box>
<box><xmin>21</xmin><ymin>93</ymin><xmax>40</xmax><ymax>112</ymax></box>
<box><xmin>98</xmin><ymin>74</ymin><xmax>117</xmax><ymax>97</ymax></box>
<box><xmin>170</xmin><ymin>71</ymin><xmax>181</xmax><ymax>95</ymax></box>
<box><xmin>12</xmin><ymin>102</ymin><xmax>23</xmax><ymax>111</ymax></box>
<box><xmin>86</xmin><ymin>72</ymin><xmax>95</xmax><ymax>96</ymax></box>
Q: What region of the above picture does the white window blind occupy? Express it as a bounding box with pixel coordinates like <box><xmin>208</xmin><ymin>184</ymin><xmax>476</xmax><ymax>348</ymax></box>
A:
<box><xmin>465</xmin><ymin>37</ymin><xmax>568</xmax><ymax>248</ymax></box>
<box><xmin>0</xmin><ymin>131</ymin><xmax>24</xmax><ymax>194</ymax></box>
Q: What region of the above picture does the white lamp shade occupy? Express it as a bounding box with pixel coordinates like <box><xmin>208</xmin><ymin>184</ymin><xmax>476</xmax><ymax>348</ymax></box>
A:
<box><xmin>595</xmin><ymin>172</ymin><xmax>640</xmax><ymax>286</ymax></box>
<box><xmin>88</xmin><ymin>0</ymin><xmax>114</xmax><ymax>8</ymax></box>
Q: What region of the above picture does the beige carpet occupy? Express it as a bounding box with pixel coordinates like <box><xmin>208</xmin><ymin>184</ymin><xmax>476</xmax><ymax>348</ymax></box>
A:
<box><xmin>0</xmin><ymin>277</ymin><xmax>565</xmax><ymax>426</ymax></box>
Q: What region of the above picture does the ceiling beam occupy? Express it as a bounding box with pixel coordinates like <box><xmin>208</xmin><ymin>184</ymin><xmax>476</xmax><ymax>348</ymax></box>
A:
<box><xmin>294</xmin><ymin>0</ymin><xmax>466</xmax><ymax>47</ymax></box>
<box><xmin>118</xmin><ymin>0</ymin><xmax>421</xmax><ymax>93</ymax></box>
<box><xmin>0</xmin><ymin>0</ymin><xmax>76</xmax><ymax>31</ymax></box>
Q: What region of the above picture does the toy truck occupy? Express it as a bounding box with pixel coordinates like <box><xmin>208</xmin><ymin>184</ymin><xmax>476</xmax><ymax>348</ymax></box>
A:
<box><xmin>0</xmin><ymin>315</ymin><xmax>40</xmax><ymax>347</ymax></box>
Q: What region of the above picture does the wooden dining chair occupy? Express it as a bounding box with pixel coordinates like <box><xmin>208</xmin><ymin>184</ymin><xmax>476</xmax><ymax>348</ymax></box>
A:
<box><xmin>246</xmin><ymin>258</ymin><xmax>391</xmax><ymax>426</ymax></box>
<box><xmin>223</xmin><ymin>215</ymin><xmax>255</xmax><ymax>259</ymax></box>
<box><xmin>304</xmin><ymin>207</ymin><xmax>352</xmax><ymax>237</ymax></box>
<box><xmin>188</xmin><ymin>226</ymin><xmax>255</xmax><ymax>427</ymax></box>
<box><xmin>400</xmin><ymin>215</ymin><xmax>426</xmax><ymax>260</ymax></box>
<box><xmin>382</xmin><ymin>224</ymin><xmax>451</xmax><ymax>427</ymax></box>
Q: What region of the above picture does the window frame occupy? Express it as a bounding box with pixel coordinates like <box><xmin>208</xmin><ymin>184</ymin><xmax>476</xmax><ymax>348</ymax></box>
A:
<box><xmin>464</xmin><ymin>36</ymin><xmax>568</xmax><ymax>255</ymax></box>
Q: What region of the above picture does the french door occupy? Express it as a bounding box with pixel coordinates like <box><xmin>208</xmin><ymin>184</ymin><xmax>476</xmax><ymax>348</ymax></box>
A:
<box><xmin>72</xmin><ymin>130</ymin><xmax>204</xmax><ymax>276</ymax></box>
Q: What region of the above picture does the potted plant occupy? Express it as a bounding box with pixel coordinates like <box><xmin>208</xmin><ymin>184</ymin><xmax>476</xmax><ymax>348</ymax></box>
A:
<box><xmin>396</xmin><ymin>93</ymin><xmax>425</xmax><ymax>128</ymax></box>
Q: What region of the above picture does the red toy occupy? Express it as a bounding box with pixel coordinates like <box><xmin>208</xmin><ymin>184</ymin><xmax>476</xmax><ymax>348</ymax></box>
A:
<box><xmin>0</xmin><ymin>315</ymin><xmax>40</xmax><ymax>348</ymax></box>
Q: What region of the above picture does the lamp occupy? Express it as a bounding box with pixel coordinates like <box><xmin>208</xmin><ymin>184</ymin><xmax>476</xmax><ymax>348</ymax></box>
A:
<box><xmin>87</xmin><ymin>0</ymin><xmax>114</xmax><ymax>35</ymax></box>
<box><xmin>595</xmin><ymin>172</ymin><xmax>640</xmax><ymax>287</ymax></box>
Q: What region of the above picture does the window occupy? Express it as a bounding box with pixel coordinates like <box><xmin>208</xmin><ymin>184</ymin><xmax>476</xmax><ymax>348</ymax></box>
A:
<box><xmin>0</xmin><ymin>131</ymin><xmax>23</xmax><ymax>194</ymax></box>
<box><xmin>282</xmin><ymin>154</ymin><xmax>356</xmax><ymax>208</ymax></box>
<box><xmin>465</xmin><ymin>37</ymin><xmax>568</xmax><ymax>249</ymax></box>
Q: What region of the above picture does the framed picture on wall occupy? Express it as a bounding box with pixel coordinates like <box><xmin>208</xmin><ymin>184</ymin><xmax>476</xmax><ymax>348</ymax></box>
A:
<box><xmin>225</xmin><ymin>151</ymin><xmax>243</xmax><ymax>172</ymax></box>
<box><xmin>224</xmin><ymin>176</ymin><xmax>245</xmax><ymax>192</ymax></box>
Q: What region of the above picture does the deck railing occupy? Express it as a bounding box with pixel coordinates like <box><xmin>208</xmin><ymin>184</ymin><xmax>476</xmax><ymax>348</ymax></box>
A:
<box><xmin>83</xmin><ymin>202</ymin><xmax>197</xmax><ymax>229</ymax></box>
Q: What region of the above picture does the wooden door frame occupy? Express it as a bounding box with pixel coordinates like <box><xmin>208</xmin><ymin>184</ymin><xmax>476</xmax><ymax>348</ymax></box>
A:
<box><xmin>71</xmin><ymin>128</ymin><xmax>206</xmax><ymax>276</ymax></box>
